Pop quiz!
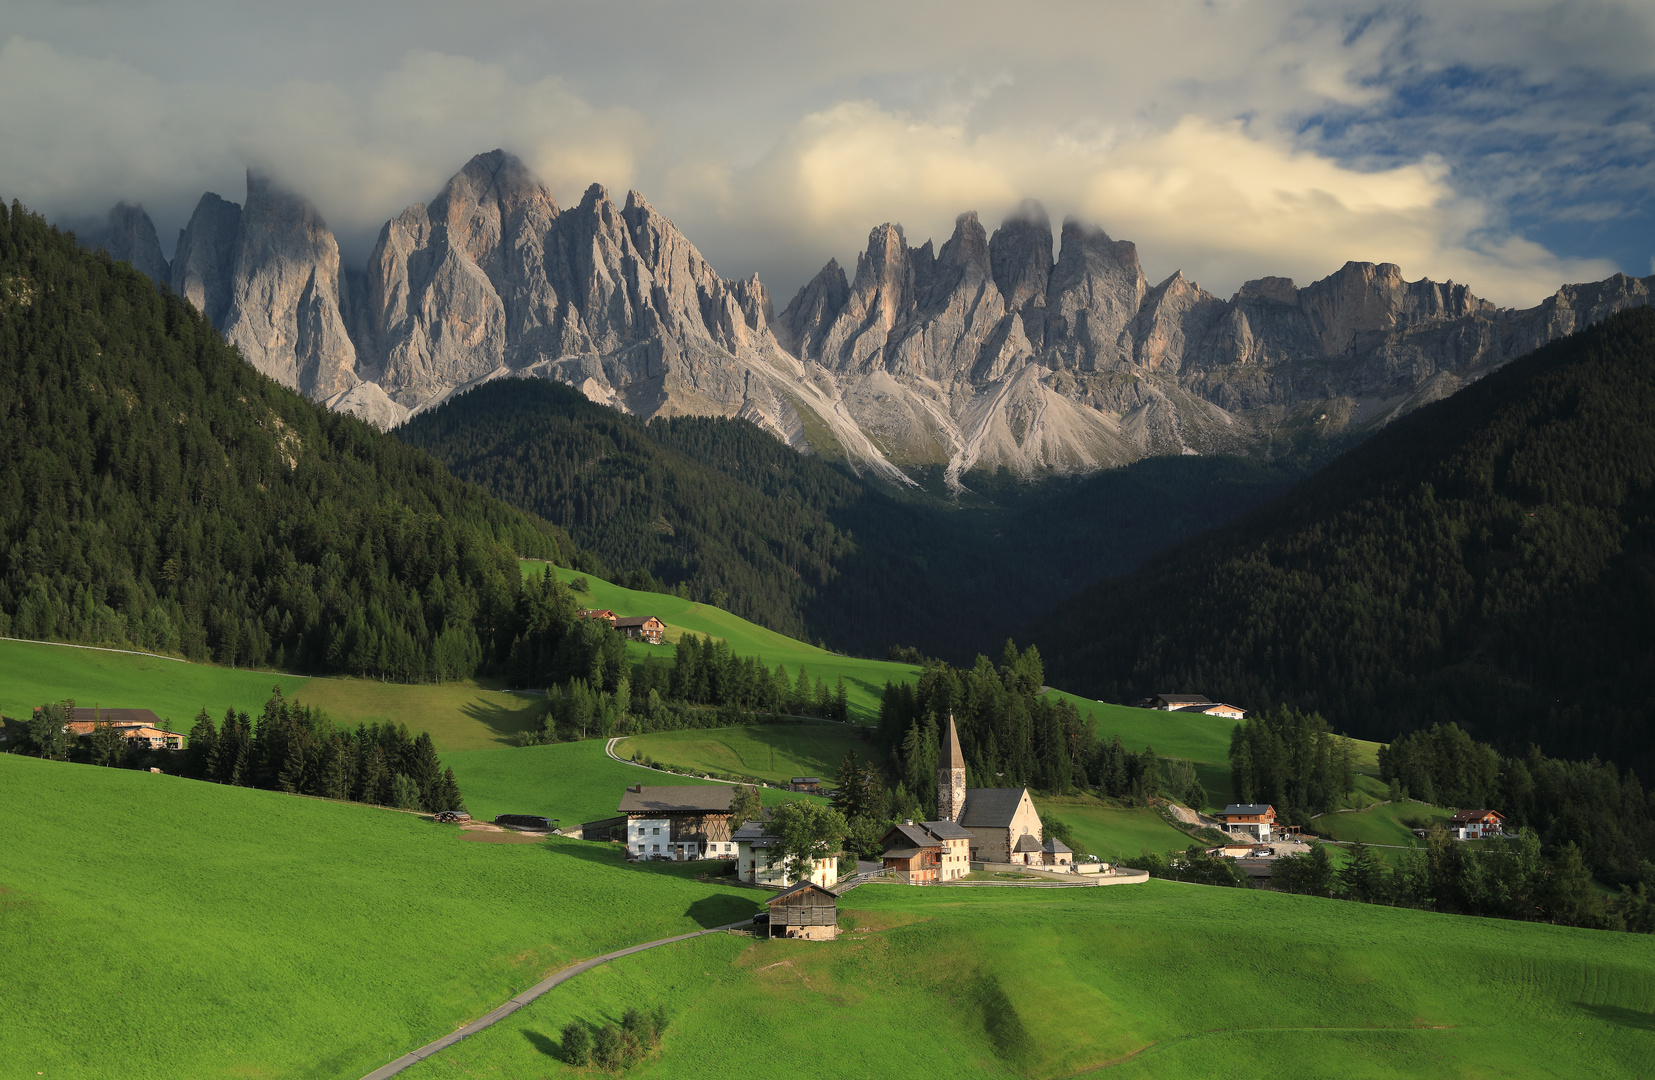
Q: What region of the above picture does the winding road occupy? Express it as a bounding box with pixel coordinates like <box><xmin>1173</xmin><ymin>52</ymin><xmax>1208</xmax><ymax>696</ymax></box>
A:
<box><xmin>358</xmin><ymin>919</ymin><xmax>749</xmax><ymax>1080</ymax></box>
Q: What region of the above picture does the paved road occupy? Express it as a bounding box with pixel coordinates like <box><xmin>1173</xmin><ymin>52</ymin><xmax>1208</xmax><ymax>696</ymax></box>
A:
<box><xmin>359</xmin><ymin>920</ymin><xmax>749</xmax><ymax>1080</ymax></box>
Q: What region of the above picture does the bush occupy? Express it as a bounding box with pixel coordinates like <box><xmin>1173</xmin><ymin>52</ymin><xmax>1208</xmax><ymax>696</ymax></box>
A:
<box><xmin>592</xmin><ymin>1024</ymin><xmax>627</xmax><ymax>1069</ymax></box>
<box><xmin>570</xmin><ymin>576</ymin><xmax>590</xmax><ymax>593</ymax></box>
<box><xmin>560</xmin><ymin>1021</ymin><xmax>591</xmax><ymax>1065</ymax></box>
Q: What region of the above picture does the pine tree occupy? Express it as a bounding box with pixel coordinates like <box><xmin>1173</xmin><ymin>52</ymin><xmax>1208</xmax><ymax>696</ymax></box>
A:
<box><xmin>185</xmin><ymin>709</ymin><xmax>219</xmax><ymax>780</ymax></box>
<box><xmin>408</xmin><ymin>732</ymin><xmax>444</xmax><ymax>810</ymax></box>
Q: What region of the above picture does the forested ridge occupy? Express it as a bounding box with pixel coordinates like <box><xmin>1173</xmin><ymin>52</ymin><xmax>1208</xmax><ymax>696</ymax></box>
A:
<box><xmin>0</xmin><ymin>200</ymin><xmax>576</xmax><ymax>680</ymax></box>
<box><xmin>399</xmin><ymin>377</ymin><xmax>1303</xmax><ymax>659</ymax></box>
<box><xmin>1035</xmin><ymin>308</ymin><xmax>1655</xmax><ymax>776</ymax></box>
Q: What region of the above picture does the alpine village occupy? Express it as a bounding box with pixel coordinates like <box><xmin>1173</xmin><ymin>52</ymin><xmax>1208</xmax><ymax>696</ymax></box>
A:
<box><xmin>6</xmin><ymin>11</ymin><xmax>1655</xmax><ymax>1076</ymax></box>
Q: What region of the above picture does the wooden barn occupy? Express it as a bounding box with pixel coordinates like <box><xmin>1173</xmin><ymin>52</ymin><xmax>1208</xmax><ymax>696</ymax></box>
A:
<box><xmin>765</xmin><ymin>880</ymin><xmax>838</xmax><ymax>940</ymax></box>
<box><xmin>613</xmin><ymin>616</ymin><xmax>666</xmax><ymax>644</ymax></box>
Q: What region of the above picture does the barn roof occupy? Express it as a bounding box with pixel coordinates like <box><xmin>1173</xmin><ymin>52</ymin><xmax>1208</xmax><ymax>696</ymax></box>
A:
<box><xmin>767</xmin><ymin>880</ymin><xmax>837</xmax><ymax>905</ymax></box>
<box><xmin>882</xmin><ymin>823</ymin><xmax>942</xmax><ymax>851</ymax></box>
<box><xmin>1221</xmin><ymin>804</ymin><xmax>1276</xmax><ymax>817</ymax></box>
<box><xmin>617</xmin><ymin>785</ymin><xmax>734</xmax><ymax>814</ymax></box>
<box><xmin>1155</xmin><ymin>694</ymin><xmax>1213</xmax><ymax>705</ymax></box>
<box><xmin>958</xmin><ymin>788</ymin><xmax>1031</xmax><ymax>828</ymax></box>
<box><xmin>612</xmin><ymin>616</ymin><xmax>660</xmax><ymax>628</ymax></box>
<box><xmin>58</xmin><ymin>707</ymin><xmax>164</xmax><ymax>727</ymax></box>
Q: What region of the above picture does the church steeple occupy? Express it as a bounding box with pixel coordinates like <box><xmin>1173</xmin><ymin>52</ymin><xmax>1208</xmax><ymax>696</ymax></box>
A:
<box><xmin>939</xmin><ymin>714</ymin><xmax>967</xmax><ymax>822</ymax></box>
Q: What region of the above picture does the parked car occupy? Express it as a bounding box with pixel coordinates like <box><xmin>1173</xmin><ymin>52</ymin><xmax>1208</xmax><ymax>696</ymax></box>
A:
<box><xmin>752</xmin><ymin>912</ymin><xmax>770</xmax><ymax>925</ymax></box>
<box><xmin>1253</xmin><ymin>846</ymin><xmax>1275</xmax><ymax>857</ymax></box>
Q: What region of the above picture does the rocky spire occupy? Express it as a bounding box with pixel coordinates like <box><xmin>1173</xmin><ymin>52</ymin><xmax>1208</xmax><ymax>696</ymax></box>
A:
<box><xmin>939</xmin><ymin>714</ymin><xmax>967</xmax><ymax>822</ymax></box>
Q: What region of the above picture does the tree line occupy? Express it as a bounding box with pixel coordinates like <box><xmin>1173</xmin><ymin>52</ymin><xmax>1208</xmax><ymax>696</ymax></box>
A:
<box><xmin>1228</xmin><ymin>706</ymin><xmax>1360</xmax><ymax>825</ymax></box>
<box><xmin>1378</xmin><ymin>722</ymin><xmax>1655</xmax><ymax>887</ymax></box>
<box><xmin>15</xmin><ymin>688</ymin><xmax>464</xmax><ymax>813</ymax></box>
<box><xmin>0</xmin><ymin>200</ymin><xmax>577</xmax><ymax>684</ymax></box>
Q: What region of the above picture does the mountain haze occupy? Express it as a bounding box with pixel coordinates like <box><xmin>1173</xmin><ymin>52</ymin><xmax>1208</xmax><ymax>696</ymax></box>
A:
<box><xmin>82</xmin><ymin>151</ymin><xmax>1655</xmax><ymax>486</ymax></box>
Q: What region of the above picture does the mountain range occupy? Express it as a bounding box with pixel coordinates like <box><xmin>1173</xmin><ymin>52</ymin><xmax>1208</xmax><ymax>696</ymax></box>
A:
<box><xmin>83</xmin><ymin>150</ymin><xmax>1655</xmax><ymax>486</ymax></box>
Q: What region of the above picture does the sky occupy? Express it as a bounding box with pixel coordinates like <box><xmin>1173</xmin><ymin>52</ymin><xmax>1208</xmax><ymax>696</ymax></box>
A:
<box><xmin>2</xmin><ymin>0</ymin><xmax>1651</xmax><ymax>309</ymax></box>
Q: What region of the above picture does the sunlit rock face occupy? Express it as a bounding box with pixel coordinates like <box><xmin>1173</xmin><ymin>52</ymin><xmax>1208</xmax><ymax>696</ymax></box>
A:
<box><xmin>133</xmin><ymin>152</ymin><xmax>1655</xmax><ymax>484</ymax></box>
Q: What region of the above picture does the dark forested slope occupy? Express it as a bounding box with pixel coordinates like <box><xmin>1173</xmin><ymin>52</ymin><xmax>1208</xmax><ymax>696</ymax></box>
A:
<box><xmin>398</xmin><ymin>377</ymin><xmax>1304</xmax><ymax>659</ymax></box>
<box><xmin>0</xmin><ymin>200</ymin><xmax>575</xmax><ymax>679</ymax></box>
<box><xmin>1034</xmin><ymin>308</ymin><xmax>1655</xmax><ymax>776</ymax></box>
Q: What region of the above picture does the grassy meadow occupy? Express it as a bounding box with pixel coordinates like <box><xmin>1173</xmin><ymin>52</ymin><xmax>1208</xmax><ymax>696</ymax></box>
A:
<box><xmin>523</xmin><ymin>561</ymin><xmax>921</xmax><ymax>720</ymax></box>
<box><xmin>1034</xmin><ymin>796</ymin><xmax>1207</xmax><ymax>862</ymax></box>
<box><xmin>0</xmin><ymin>753</ymin><xmax>765</xmax><ymax>1080</ymax></box>
<box><xmin>617</xmin><ymin>723</ymin><xmax>884</xmax><ymax>788</ymax></box>
<box><xmin>404</xmin><ymin>876</ymin><xmax>1655</xmax><ymax>1080</ymax></box>
<box><xmin>443</xmin><ymin>737</ymin><xmax>824</xmax><ymax>827</ymax></box>
<box><xmin>1317</xmin><ymin>799</ymin><xmax>1456</xmax><ymax>847</ymax></box>
<box><xmin>0</xmin><ymin>637</ymin><xmax>307</xmax><ymax>729</ymax></box>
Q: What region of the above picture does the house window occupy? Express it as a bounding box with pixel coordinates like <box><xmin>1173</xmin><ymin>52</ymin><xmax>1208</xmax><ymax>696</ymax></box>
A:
<box><xmin>653</xmin><ymin>845</ymin><xmax>660</xmax><ymax>852</ymax></box>
<box><xmin>652</xmin><ymin>827</ymin><xmax>660</xmax><ymax>835</ymax></box>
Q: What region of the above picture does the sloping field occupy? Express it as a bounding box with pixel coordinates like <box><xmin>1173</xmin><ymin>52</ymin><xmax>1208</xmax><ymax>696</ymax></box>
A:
<box><xmin>617</xmin><ymin>724</ymin><xmax>884</xmax><ymax>788</ymax></box>
<box><xmin>1034</xmin><ymin>797</ymin><xmax>1205</xmax><ymax>862</ymax></box>
<box><xmin>1043</xmin><ymin>688</ymin><xmax>1384</xmax><ymax>771</ymax></box>
<box><xmin>445</xmin><ymin>737</ymin><xmax>823</xmax><ymax>827</ymax></box>
<box><xmin>0</xmin><ymin>754</ymin><xmax>762</xmax><ymax>1080</ymax></box>
<box><xmin>523</xmin><ymin>561</ymin><xmax>920</xmax><ymax>719</ymax></box>
<box><xmin>404</xmin><ymin>876</ymin><xmax>1655</xmax><ymax>1080</ymax></box>
<box><xmin>0</xmin><ymin>638</ymin><xmax>307</xmax><ymax>729</ymax></box>
<box><xmin>0</xmin><ymin>638</ymin><xmax>548</xmax><ymax>754</ymax></box>
<box><xmin>1317</xmin><ymin>799</ymin><xmax>1456</xmax><ymax>846</ymax></box>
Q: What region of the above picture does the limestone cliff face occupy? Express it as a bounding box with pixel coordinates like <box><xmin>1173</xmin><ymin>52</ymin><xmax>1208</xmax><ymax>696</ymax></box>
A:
<box><xmin>171</xmin><ymin>193</ymin><xmax>242</xmax><ymax>327</ymax></box>
<box><xmin>213</xmin><ymin>173</ymin><xmax>359</xmax><ymax>400</ymax></box>
<box><xmin>140</xmin><ymin>152</ymin><xmax>1655</xmax><ymax>485</ymax></box>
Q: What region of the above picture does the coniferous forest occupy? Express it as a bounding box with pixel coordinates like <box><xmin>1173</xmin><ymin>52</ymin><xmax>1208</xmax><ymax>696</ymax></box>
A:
<box><xmin>0</xmin><ymin>201</ymin><xmax>577</xmax><ymax>680</ymax></box>
<box><xmin>1035</xmin><ymin>308</ymin><xmax>1655</xmax><ymax>779</ymax></box>
<box><xmin>397</xmin><ymin>376</ymin><xmax>1305</xmax><ymax>660</ymax></box>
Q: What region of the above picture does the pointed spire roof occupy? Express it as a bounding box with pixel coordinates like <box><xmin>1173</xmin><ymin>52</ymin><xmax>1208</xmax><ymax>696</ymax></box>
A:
<box><xmin>943</xmin><ymin>714</ymin><xmax>965</xmax><ymax>770</ymax></box>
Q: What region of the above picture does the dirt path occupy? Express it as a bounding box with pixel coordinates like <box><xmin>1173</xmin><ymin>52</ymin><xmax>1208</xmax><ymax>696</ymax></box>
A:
<box><xmin>358</xmin><ymin>919</ymin><xmax>750</xmax><ymax>1080</ymax></box>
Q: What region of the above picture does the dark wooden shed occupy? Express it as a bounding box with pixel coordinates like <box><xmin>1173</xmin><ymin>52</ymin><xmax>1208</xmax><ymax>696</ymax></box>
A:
<box><xmin>765</xmin><ymin>880</ymin><xmax>838</xmax><ymax>941</ymax></box>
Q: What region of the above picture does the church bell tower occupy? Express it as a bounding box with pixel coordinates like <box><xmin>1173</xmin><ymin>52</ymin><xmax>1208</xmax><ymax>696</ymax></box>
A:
<box><xmin>938</xmin><ymin>714</ymin><xmax>967</xmax><ymax>823</ymax></box>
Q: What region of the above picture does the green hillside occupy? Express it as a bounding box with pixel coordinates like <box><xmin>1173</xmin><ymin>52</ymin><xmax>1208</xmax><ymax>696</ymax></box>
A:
<box><xmin>0</xmin><ymin>201</ymin><xmax>573</xmax><ymax>682</ymax></box>
<box><xmin>525</xmin><ymin>560</ymin><xmax>922</xmax><ymax>720</ymax></box>
<box><xmin>443</xmin><ymin>737</ymin><xmax>822</xmax><ymax>827</ymax></box>
<box><xmin>1034</xmin><ymin>308</ymin><xmax>1655</xmax><ymax>781</ymax></box>
<box><xmin>404</xmin><ymin>875</ymin><xmax>1655</xmax><ymax>1080</ymax></box>
<box><xmin>1316</xmin><ymin>800</ymin><xmax>1456</xmax><ymax>847</ymax></box>
<box><xmin>618</xmin><ymin>723</ymin><xmax>882</xmax><ymax>788</ymax></box>
<box><xmin>1034</xmin><ymin>797</ymin><xmax>1202</xmax><ymax>861</ymax></box>
<box><xmin>0</xmin><ymin>754</ymin><xmax>761</xmax><ymax>1080</ymax></box>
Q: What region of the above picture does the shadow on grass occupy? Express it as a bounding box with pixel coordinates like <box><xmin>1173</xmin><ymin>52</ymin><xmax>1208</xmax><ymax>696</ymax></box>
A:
<box><xmin>685</xmin><ymin>893</ymin><xmax>756</xmax><ymax>928</ymax></box>
<box><xmin>460</xmin><ymin>694</ymin><xmax>547</xmax><ymax>745</ymax></box>
<box><xmin>1577</xmin><ymin>1003</ymin><xmax>1655</xmax><ymax>1030</ymax></box>
<box><xmin>524</xmin><ymin>1030</ymin><xmax>560</xmax><ymax>1058</ymax></box>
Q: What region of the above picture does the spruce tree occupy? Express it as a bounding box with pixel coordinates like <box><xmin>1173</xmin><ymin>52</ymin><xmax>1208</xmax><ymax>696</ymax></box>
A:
<box><xmin>409</xmin><ymin>732</ymin><xmax>443</xmax><ymax>810</ymax></box>
<box><xmin>185</xmin><ymin>709</ymin><xmax>219</xmax><ymax>780</ymax></box>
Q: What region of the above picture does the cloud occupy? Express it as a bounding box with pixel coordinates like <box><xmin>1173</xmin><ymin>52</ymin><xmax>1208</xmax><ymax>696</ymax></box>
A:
<box><xmin>0</xmin><ymin>38</ymin><xmax>652</xmax><ymax>259</ymax></box>
<box><xmin>702</xmin><ymin>103</ymin><xmax>1613</xmax><ymax>309</ymax></box>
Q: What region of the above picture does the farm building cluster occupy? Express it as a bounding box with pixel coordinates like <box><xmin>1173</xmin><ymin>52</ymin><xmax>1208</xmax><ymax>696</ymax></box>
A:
<box><xmin>1140</xmin><ymin>693</ymin><xmax>1247</xmax><ymax>720</ymax></box>
<box><xmin>576</xmin><ymin>609</ymin><xmax>666</xmax><ymax>644</ymax></box>
<box><xmin>19</xmin><ymin>707</ymin><xmax>186</xmax><ymax>750</ymax></box>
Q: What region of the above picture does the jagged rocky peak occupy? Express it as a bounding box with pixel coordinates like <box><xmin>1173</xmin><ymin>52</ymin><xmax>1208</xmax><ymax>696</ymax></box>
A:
<box><xmin>81</xmin><ymin>202</ymin><xmax>170</xmax><ymax>284</ymax></box>
<box><xmin>171</xmin><ymin>192</ymin><xmax>242</xmax><ymax>326</ymax></box>
<box><xmin>1130</xmin><ymin>270</ymin><xmax>1225</xmax><ymax>372</ymax></box>
<box><xmin>221</xmin><ymin>170</ymin><xmax>358</xmax><ymax>400</ymax></box>
<box><xmin>775</xmin><ymin>258</ymin><xmax>849</xmax><ymax>358</ymax></box>
<box><xmin>1046</xmin><ymin>218</ymin><xmax>1149</xmax><ymax>370</ymax></box>
<box><xmin>989</xmin><ymin>200</ymin><xmax>1054</xmax><ymax>348</ymax></box>
<box><xmin>1236</xmin><ymin>276</ymin><xmax>1299</xmax><ymax>304</ymax></box>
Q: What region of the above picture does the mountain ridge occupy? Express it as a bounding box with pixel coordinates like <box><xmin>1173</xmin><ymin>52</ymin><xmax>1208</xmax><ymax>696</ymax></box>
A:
<box><xmin>78</xmin><ymin>151</ymin><xmax>1655</xmax><ymax>486</ymax></box>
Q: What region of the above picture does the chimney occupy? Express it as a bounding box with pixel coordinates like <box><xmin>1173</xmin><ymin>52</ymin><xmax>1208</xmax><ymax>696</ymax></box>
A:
<box><xmin>904</xmin><ymin>819</ymin><xmax>914</xmax><ymax>826</ymax></box>
<box><xmin>629</xmin><ymin>783</ymin><xmax>643</xmax><ymax>793</ymax></box>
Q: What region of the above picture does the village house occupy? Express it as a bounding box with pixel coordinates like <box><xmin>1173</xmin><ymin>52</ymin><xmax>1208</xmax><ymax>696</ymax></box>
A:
<box><xmin>732</xmin><ymin>818</ymin><xmax>840</xmax><ymax>889</ymax></box>
<box><xmin>1145</xmin><ymin>694</ymin><xmax>1246</xmax><ymax>719</ymax></box>
<box><xmin>1449</xmin><ymin>809</ymin><xmax>1506</xmax><ymax>840</ymax></box>
<box><xmin>613</xmin><ymin>616</ymin><xmax>665</xmax><ymax>644</ymax></box>
<box><xmin>577</xmin><ymin>609</ymin><xmax>617</xmax><ymax>625</ymax></box>
<box><xmin>41</xmin><ymin>707</ymin><xmax>184</xmax><ymax>750</ymax></box>
<box><xmin>880</xmin><ymin>819</ymin><xmax>972</xmax><ymax>882</ymax></box>
<box><xmin>764</xmin><ymin>880</ymin><xmax>838</xmax><ymax>940</ymax></box>
<box><xmin>928</xmin><ymin>716</ymin><xmax>1047</xmax><ymax>864</ymax></box>
<box><xmin>615</xmin><ymin>784</ymin><xmax>737</xmax><ymax>861</ymax></box>
<box><xmin>1219</xmin><ymin>803</ymin><xmax>1277</xmax><ymax>842</ymax></box>
<box><xmin>788</xmin><ymin>776</ymin><xmax>822</xmax><ymax>793</ymax></box>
